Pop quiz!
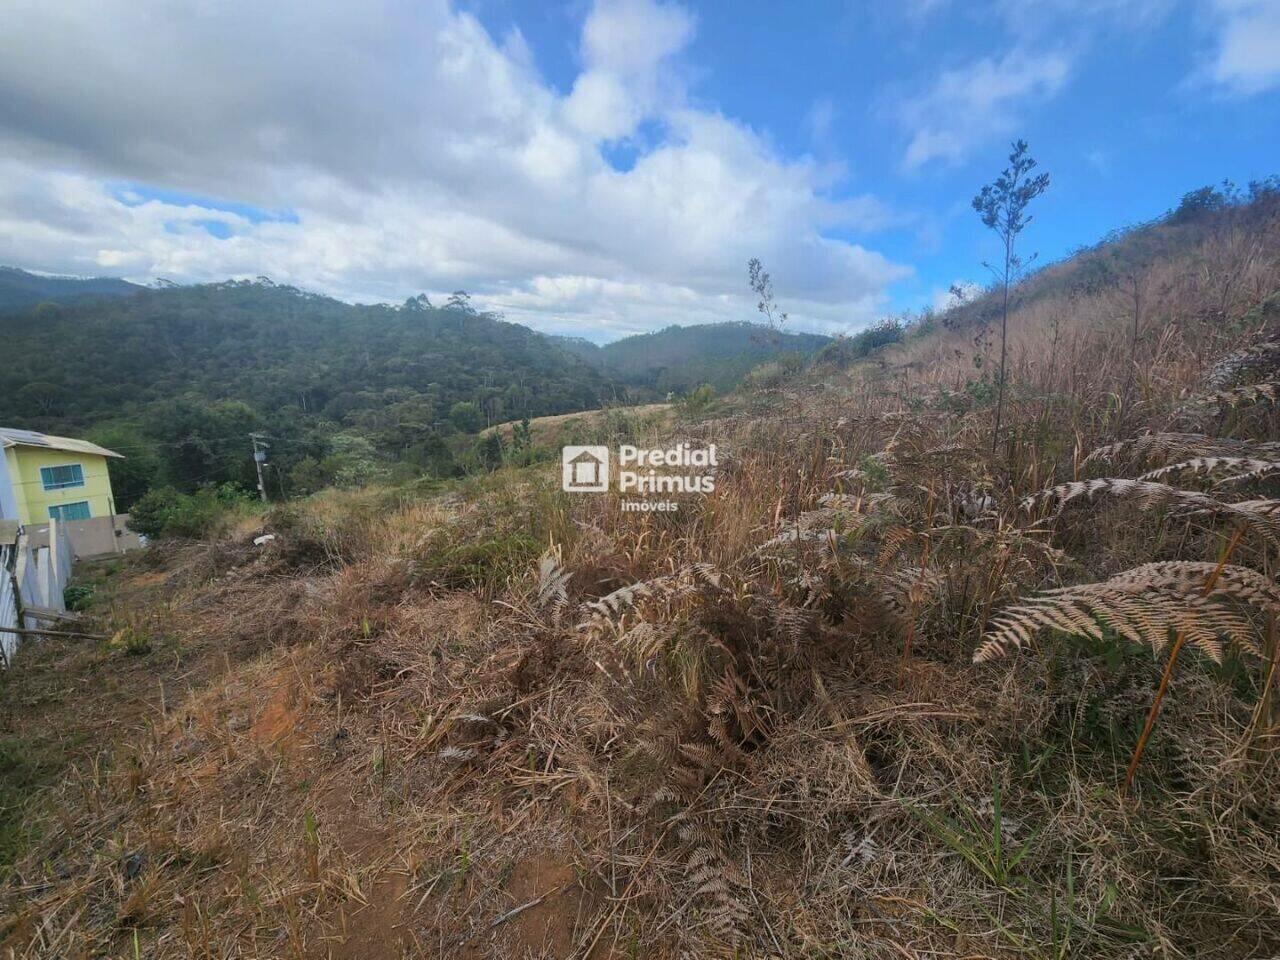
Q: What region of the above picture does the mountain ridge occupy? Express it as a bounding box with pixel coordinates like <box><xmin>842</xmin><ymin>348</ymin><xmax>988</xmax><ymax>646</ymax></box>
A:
<box><xmin>0</xmin><ymin>266</ymin><xmax>142</xmax><ymax>311</ymax></box>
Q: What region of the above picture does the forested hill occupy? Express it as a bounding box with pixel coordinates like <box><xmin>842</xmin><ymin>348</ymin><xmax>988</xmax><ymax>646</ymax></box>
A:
<box><xmin>0</xmin><ymin>280</ymin><xmax>611</xmax><ymax>432</ymax></box>
<box><xmin>0</xmin><ymin>277</ymin><xmax>836</xmax><ymax>508</ymax></box>
<box><xmin>0</xmin><ymin>279</ymin><xmax>617</xmax><ymax>505</ymax></box>
<box><xmin>0</xmin><ymin>266</ymin><xmax>141</xmax><ymax>311</ymax></box>
<box><xmin>565</xmin><ymin>322</ymin><xmax>830</xmax><ymax>392</ymax></box>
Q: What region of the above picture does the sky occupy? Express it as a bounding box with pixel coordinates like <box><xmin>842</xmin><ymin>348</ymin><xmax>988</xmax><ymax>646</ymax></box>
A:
<box><xmin>0</xmin><ymin>0</ymin><xmax>1277</xmax><ymax>342</ymax></box>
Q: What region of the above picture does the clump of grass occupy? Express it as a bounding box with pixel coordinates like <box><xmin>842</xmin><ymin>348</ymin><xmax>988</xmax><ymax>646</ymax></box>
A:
<box><xmin>108</xmin><ymin>626</ymin><xmax>152</xmax><ymax>656</ymax></box>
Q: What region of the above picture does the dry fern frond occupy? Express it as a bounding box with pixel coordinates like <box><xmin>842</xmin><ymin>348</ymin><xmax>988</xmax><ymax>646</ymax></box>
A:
<box><xmin>817</xmin><ymin>491</ymin><xmax>857</xmax><ymax>508</ymax></box>
<box><xmin>534</xmin><ymin>551</ymin><xmax>571</xmax><ymax>616</ymax></box>
<box><xmin>1193</xmin><ymin>380</ymin><xmax>1280</xmax><ymax>411</ymax></box>
<box><xmin>578</xmin><ymin>563</ymin><xmax>724</xmax><ymax>631</ymax></box>
<box><xmin>1023</xmin><ymin>478</ymin><xmax>1217</xmax><ymax>513</ymax></box>
<box><xmin>975</xmin><ymin>563</ymin><xmax>1277</xmax><ymax>663</ymax></box>
<box><xmin>756</xmin><ymin>525</ymin><xmax>840</xmax><ymax>559</ymax></box>
<box><xmin>1105</xmin><ymin>561</ymin><xmax>1280</xmax><ymax>609</ymax></box>
<box><xmin>1214</xmin><ymin>462</ymin><xmax>1280</xmax><ymax>487</ymax></box>
<box><xmin>874</xmin><ymin>523</ymin><xmax>921</xmax><ymax>568</ymax></box>
<box><xmin>931</xmin><ymin>523</ymin><xmax>1067</xmax><ymax>568</ymax></box>
<box><xmin>874</xmin><ymin>565</ymin><xmax>945</xmax><ymax>622</ymax></box>
<box><xmin>1022</xmin><ymin>478</ymin><xmax>1280</xmax><ymax>547</ymax></box>
<box><xmin>1139</xmin><ymin>457</ymin><xmax>1280</xmax><ymax>483</ymax></box>
<box><xmin>1179</xmin><ymin>497</ymin><xmax>1280</xmax><ymax>542</ymax></box>
<box><xmin>680</xmin><ymin>829</ymin><xmax>750</xmax><ymax>946</ymax></box>
<box><xmin>1081</xmin><ymin>432</ymin><xmax>1277</xmax><ymax>469</ymax></box>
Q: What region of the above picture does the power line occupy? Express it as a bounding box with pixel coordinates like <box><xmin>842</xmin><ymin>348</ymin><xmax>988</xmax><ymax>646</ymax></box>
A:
<box><xmin>5</xmin><ymin>473</ymin><xmax>111</xmax><ymax>488</ymax></box>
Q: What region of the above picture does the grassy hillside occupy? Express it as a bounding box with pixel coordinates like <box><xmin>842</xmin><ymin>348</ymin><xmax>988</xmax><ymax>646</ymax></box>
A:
<box><xmin>3</xmin><ymin>187</ymin><xmax>1280</xmax><ymax>958</ymax></box>
<box><xmin>0</xmin><ymin>266</ymin><xmax>141</xmax><ymax>311</ymax></box>
<box><xmin>935</xmin><ymin>178</ymin><xmax>1280</xmax><ymax>338</ymax></box>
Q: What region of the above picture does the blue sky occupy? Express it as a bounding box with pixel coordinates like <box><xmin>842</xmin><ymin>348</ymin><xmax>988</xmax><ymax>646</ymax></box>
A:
<box><xmin>474</xmin><ymin>0</ymin><xmax>1280</xmax><ymax>314</ymax></box>
<box><xmin>1</xmin><ymin>0</ymin><xmax>1277</xmax><ymax>339</ymax></box>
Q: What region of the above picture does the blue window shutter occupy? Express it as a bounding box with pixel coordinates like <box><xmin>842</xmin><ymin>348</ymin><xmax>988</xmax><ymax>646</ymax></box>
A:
<box><xmin>48</xmin><ymin>501</ymin><xmax>91</xmax><ymax>521</ymax></box>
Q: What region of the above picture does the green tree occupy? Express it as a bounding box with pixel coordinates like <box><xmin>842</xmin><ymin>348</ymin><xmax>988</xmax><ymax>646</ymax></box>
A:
<box><xmin>972</xmin><ymin>140</ymin><xmax>1050</xmax><ymax>453</ymax></box>
<box><xmin>323</xmin><ymin>434</ymin><xmax>387</xmax><ymax>488</ymax></box>
<box><xmin>512</xmin><ymin>417</ymin><xmax>532</xmax><ymax>452</ymax></box>
<box><xmin>15</xmin><ymin>381</ymin><xmax>65</xmax><ymax>417</ymax></box>
<box><xmin>86</xmin><ymin>422</ymin><xmax>163</xmax><ymax>511</ymax></box>
<box><xmin>288</xmin><ymin>456</ymin><xmax>329</xmax><ymax>496</ymax></box>
<box><xmin>476</xmin><ymin>432</ymin><xmax>503</xmax><ymax>471</ymax></box>
<box><xmin>679</xmin><ymin>383</ymin><xmax>716</xmax><ymax>415</ymax></box>
<box><xmin>449</xmin><ymin>401</ymin><xmax>484</xmax><ymax>433</ymax></box>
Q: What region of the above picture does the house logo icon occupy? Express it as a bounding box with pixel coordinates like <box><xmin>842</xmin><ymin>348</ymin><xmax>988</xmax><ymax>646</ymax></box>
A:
<box><xmin>561</xmin><ymin>446</ymin><xmax>609</xmax><ymax>492</ymax></box>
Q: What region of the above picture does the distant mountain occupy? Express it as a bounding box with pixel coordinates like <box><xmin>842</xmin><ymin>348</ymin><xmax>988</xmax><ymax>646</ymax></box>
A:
<box><xmin>561</xmin><ymin>322</ymin><xmax>830</xmax><ymax>393</ymax></box>
<box><xmin>0</xmin><ymin>272</ymin><xmax>830</xmax><ymax>505</ymax></box>
<box><xmin>0</xmin><ymin>279</ymin><xmax>615</xmax><ymax>433</ymax></box>
<box><xmin>0</xmin><ymin>266</ymin><xmax>141</xmax><ymax>311</ymax></box>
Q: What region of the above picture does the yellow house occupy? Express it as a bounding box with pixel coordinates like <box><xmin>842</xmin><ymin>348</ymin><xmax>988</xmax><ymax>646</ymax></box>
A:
<box><xmin>0</xmin><ymin>427</ymin><xmax>123</xmax><ymax>526</ymax></box>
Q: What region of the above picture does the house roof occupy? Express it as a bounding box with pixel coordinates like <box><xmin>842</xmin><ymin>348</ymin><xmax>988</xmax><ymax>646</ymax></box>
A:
<box><xmin>0</xmin><ymin>427</ymin><xmax>123</xmax><ymax>459</ymax></box>
<box><xmin>567</xmin><ymin>449</ymin><xmax>604</xmax><ymax>463</ymax></box>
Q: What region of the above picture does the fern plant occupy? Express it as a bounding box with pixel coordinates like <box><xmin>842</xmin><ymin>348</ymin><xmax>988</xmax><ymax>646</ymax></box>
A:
<box><xmin>1138</xmin><ymin>456</ymin><xmax>1280</xmax><ymax>484</ymax></box>
<box><xmin>1022</xmin><ymin>478</ymin><xmax>1280</xmax><ymax>548</ymax></box>
<box><xmin>1082</xmin><ymin>432</ymin><xmax>1277</xmax><ymax>469</ymax></box>
<box><xmin>974</xmin><ymin>561</ymin><xmax>1278</xmax><ymax>663</ymax></box>
<box><xmin>1203</xmin><ymin>380</ymin><xmax>1280</xmax><ymax>408</ymax></box>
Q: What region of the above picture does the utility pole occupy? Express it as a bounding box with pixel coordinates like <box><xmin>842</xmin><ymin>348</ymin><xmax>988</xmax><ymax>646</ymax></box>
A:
<box><xmin>249</xmin><ymin>433</ymin><xmax>270</xmax><ymax>503</ymax></box>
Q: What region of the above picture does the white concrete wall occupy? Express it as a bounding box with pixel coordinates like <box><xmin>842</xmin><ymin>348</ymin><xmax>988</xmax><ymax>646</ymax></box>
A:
<box><xmin>0</xmin><ymin>450</ymin><xmax>18</xmax><ymax>520</ymax></box>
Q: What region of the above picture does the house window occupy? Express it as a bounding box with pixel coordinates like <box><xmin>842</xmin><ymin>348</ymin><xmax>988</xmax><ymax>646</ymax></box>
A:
<box><xmin>48</xmin><ymin>501</ymin><xmax>91</xmax><ymax>521</ymax></box>
<box><xmin>40</xmin><ymin>463</ymin><xmax>85</xmax><ymax>490</ymax></box>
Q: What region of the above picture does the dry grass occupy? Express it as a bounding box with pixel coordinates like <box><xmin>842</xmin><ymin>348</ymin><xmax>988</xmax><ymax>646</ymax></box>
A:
<box><xmin>3</xmin><ymin>203</ymin><xmax>1280</xmax><ymax>958</ymax></box>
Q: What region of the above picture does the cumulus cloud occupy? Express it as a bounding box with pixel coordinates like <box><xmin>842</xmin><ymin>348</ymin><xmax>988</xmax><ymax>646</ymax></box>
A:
<box><xmin>0</xmin><ymin>0</ymin><xmax>905</xmax><ymax>338</ymax></box>
<box><xmin>1200</xmin><ymin>0</ymin><xmax>1280</xmax><ymax>95</ymax></box>
<box><xmin>564</xmin><ymin>0</ymin><xmax>695</xmax><ymax>140</ymax></box>
<box><xmin>894</xmin><ymin>50</ymin><xmax>1071</xmax><ymax>169</ymax></box>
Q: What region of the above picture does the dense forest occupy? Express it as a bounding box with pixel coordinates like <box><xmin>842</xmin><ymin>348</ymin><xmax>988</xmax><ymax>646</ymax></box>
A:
<box><xmin>561</xmin><ymin>322</ymin><xmax>830</xmax><ymax>392</ymax></box>
<box><xmin>0</xmin><ymin>280</ymin><xmax>621</xmax><ymax>504</ymax></box>
<box><xmin>0</xmin><ymin>276</ymin><xmax>830</xmax><ymax>508</ymax></box>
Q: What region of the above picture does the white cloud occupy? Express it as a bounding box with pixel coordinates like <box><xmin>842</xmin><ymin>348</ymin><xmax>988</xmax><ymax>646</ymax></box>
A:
<box><xmin>1200</xmin><ymin>0</ymin><xmax>1280</xmax><ymax>95</ymax></box>
<box><xmin>0</xmin><ymin>0</ymin><xmax>906</xmax><ymax>338</ymax></box>
<box><xmin>564</xmin><ymin>0</ymin><xmax>693</xmax><ymax>140</ymax></box>
<box><xmin>894</xmin><ymin>50</ymin><xmax>1072</xmax><ymax>169</ymax></box>
<box><xmin>581</xmin><ymin>0</ymin><xmax>695</xmax><ymax>74</ymax></box>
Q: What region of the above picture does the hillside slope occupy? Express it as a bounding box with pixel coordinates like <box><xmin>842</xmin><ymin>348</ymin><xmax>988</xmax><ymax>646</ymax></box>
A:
<box><xmin>3</xmin><ymin>188</ymin><xmax>1280</xmax><ymax>959</ymax></box>
<box><xmin>0</xmin><ymin>280</ymin><xmax>621</xmax><ymax>501</ymax></box>
<box><xmin>0</xmin><ymin>280</ymin><xmax>612</xmax><ymax>432</ymax></box>
<box><xmin>935</xmin><ymin>179</ymin><xmax>1280</xmax><ymax>335</ymax></box>
<box><xmin>0</xmin><ymin>281</ymin><xmax>820</xmax><ymax>504</ymax></box>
